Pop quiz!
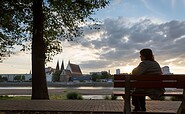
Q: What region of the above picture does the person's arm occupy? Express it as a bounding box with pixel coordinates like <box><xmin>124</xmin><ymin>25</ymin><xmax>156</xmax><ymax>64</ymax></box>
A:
<box><xmin>132</xmin><ymin>62</ymin><xmax>148</xmax><ymax>75</ymax></box>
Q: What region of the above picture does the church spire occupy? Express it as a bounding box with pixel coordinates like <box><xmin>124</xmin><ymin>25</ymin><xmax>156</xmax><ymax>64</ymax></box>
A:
<box><xmin>56</xmin><ymin>60</ymin><xmax>59</xmax><ymax>71</ymax></box>
<box><xmin>61</xmin><ymin>60</ymin><xmax>64</xmax><ymax>72</ymax></box>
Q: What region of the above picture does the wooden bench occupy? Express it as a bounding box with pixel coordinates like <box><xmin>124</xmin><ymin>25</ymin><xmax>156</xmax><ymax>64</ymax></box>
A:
<box><xmin>113</xmin><ymin>74</ymin><xmax>185</xmax><ymax>114</ymax></box>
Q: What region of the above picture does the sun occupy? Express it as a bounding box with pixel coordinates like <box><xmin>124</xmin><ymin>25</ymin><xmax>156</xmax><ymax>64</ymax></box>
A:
<box><xmin>123</xmin><ymin>66</ymin><xmax>135</xmax><ymax>74</ymax></box>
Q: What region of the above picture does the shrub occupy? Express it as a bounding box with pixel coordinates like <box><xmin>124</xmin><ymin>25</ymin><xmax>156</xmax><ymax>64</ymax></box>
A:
<box><xmin>170</xmin><ymin>96</ymin><xmax>183</xmax><ymax>101</ymax></box>
<box><xmin>104</xmin><ymin>95</ymin><xmax>110</xmax><ymax>100</ymax></box>
<box><xmin>104</xmin><ymin>95</ymin><xmax>117</xmax><ymax>100</ymax></box>
<box><xmin>66</xmin><ymin>92</ymin><xmax>83</xmax><ymax>100</ymax></box>
<box><xmin>111</xmin><ymin>94</ymin><xmax>117</xmax><ymax>100</ymax></box>
<box><xmin>0</xmin><ymin>95</ymin><xmax>12</xmax><ymax>100</ymax></box>
<box><xmin>159</xmin><ymin>96</ymin><xmax>165</xmax><ymax>101</ymax></box>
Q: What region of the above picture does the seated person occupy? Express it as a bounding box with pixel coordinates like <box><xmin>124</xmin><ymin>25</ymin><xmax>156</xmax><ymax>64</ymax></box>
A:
<box><xmin>132</xmin><ymin>48</ymin><xmax>165</xmax><ymax>111</ymax></box>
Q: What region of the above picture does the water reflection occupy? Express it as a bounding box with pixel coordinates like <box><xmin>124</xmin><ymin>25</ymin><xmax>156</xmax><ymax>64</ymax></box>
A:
<box><xmin>83</xmin><ymin>95</ymin><xmax>107</xmax><ymax>100</ymax></box>
<box><xmin>0</xmin><ymin>87</ymin><xmax>115</xmax><ymax>90</ymax></box>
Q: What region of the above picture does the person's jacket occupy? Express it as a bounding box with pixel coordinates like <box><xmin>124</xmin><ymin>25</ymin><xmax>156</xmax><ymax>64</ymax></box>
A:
<box><xmin>132</xmin><ymin>60</ymin><xmax>165</xmax><ymax>100</ymax></box>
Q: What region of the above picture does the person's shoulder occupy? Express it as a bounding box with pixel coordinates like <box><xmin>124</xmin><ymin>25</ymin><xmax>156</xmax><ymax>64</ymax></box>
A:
<box><xmin>141</xmin><ymin>60</ymin><xmax>158</xmax><ymax>65</ymax></box>
<box><xmin>139</xmin><ymin>61</ymin><xmax>149</xmax><ymax>66</ymax></box>
<box><xmin>141</xmin><ymin>60</ymin><xmax>152</xmax><ymax>64</ymax></box>
<box><xmin>142</xmin><ymin>60</ymin><xmax>161</xmax><ymax>67</ymax></box>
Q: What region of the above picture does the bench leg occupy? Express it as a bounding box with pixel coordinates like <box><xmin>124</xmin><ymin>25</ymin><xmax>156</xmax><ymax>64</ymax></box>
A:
<box><xmin>124</xmin><ymin>76</ymin><xmax>131</xmax><ymax>114</ymax></box>
<box><xmin>177</xmin><ymin>89</ymin><xmax>185</xmax><ymax>114</ymax></box>
<box><xmin>123</xmin><ymin>96</ymin><xmax>131</xmax><ymax>114</ymax></box>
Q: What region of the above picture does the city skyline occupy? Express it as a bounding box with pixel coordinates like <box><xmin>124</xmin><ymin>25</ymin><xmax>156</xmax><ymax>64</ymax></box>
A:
<box><xmin>1</xmin><ymin>0</ymin><xmax>185</xmax><ymax>74</ymax></box>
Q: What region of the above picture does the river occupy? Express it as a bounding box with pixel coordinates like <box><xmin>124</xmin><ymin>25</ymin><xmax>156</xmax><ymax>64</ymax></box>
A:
<box><xmin>0</xmin><ymin>84</ymin><xmax>183</xmax><ymax>100</ymax></box>
<box><xmin>0</xmin><ymin>86</ymin><xmax>124</xmax><ymax>99</ymax></box>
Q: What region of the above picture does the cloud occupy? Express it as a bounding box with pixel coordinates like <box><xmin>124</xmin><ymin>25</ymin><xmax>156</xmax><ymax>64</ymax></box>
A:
<box><xmin>75</xmin><ymin>17</ymin><xmax>185</xmax><ymax>72</ymax></box>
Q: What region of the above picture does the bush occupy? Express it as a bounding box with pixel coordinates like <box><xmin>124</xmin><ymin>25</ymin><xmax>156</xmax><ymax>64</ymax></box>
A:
<box><xmin>104</xmin><ymin>95</ymin><xmax>110</xmax><ymax>100</ymax></box>
<box><xmin>66</xmin><ymin>92</ymin><xmax>83</xmax><ymax>100</ymax></box>
<box><xmin>159</xmin><ymin>96</ymin><xmax>165</xmax><ymax>101</ymax></box>
<box><xmin>0</xmin><ymin>95</ymin><xmax>12</xmax><ymax>100</ymax></box>
<box><xmin>104</xmin><ymin>95</ymin><xmax>117</xmax><ymax>100</ymax></box>
<box><xmin>170</xmin><ymin>96</ymin><xmax>183</xmax><ymax>101</ymax></box>
<box><xmin>111</xmin><ymin>94</ymin><xmax>117</xmax><ymax>100</ymax></box>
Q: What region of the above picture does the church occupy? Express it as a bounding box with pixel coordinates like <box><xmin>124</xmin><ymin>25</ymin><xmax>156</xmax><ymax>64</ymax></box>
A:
<box><xmin>55</xmin><ymin>61</ymin><xmax>84</xmax><ymax>82</ymax></box>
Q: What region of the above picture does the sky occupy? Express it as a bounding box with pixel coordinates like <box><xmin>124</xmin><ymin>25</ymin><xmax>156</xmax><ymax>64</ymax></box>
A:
<box><xmin>1</xmin><ymin>0</ymin><xmax>185</xmax><ymax>74</ymax></box>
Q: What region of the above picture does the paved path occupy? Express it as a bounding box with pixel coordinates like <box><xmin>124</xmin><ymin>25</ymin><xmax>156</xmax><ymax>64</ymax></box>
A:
<box><xmin>0</xmin><ymin>100</ymin><xmax>181</xmax><ymax>114</ymax></box>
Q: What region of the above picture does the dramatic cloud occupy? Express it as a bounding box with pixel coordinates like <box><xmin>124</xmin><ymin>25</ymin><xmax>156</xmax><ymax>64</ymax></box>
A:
<box><xmin>74</xmin><ymin>17</ymin><xmax>185</xmax><ymax>73</ymax></box>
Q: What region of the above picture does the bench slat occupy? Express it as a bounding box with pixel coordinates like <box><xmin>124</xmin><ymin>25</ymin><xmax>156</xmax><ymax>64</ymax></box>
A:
<box><xmin>114</xmin><ymin>75</ymin><xmax>185</xmax><ymax>88</ymax></box>
<box><xmin>114</xmin><ymin>82</ymin><xmax>178</xmax><ymax>88</ymax></box>
<box><xmin>112</xmin><ymin>91</ymin><xmax>183</xmax><ymax>97</ymax></box>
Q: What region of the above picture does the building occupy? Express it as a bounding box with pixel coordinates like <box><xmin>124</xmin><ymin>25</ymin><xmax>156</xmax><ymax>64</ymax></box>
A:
<box><xmin>0</xmin><ymin>67</ymin><xmax>55</xmax><ymax>82</ymax></box>
<box><xmin>70</xmin><ymin>75</ymin><xmax>92</xmax><ymax>83</ymax></box>
<box><xmin>60</xmin><ymin>61</ymin><xmax>83</xmax><ymax>82</ymax></box>
<box><xmin>116</xmin><ymin>69</ymin><xmax>120</xmax><ymax>74</ymax></box>
<box><xmin>161</xmin><ymin>66</ymin><xmax>170</xmax><ymax>75</ymax></box>
<box><xmin>45</xmin><ymin>67</ymin><xmax>55</xmax><ymax>82</ymax></box>
<box><xmin>0</xmin><ymin>74</ymin><xmax>32</xmax><ymax>81</ymax></box>
<box><xmin>161</xmin><ymin>66</ymin><xmax>173</xmax><ymax>75</ymax></box>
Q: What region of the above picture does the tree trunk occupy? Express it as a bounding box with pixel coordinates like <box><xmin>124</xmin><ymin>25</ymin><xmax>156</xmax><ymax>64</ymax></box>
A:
<box><xmin>31</xmin><ymin>0</ymin><xmax>49</xmax><ymax>100</ymax></box>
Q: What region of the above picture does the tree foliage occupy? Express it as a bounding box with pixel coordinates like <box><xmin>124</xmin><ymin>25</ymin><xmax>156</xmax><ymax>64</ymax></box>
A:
<box><xmin>0</xmin><ymin>0</ymin><xmax>32</xmax><ymax>62</ymax></box>
<box><xmin>14</xmin><ymin>75</ymin><xmax>25</xmax><ymax>81</ymax></box>
<box><xmin>0</xmin><ymin>0</ymin><xmax>109</xmax><ymax>62</ymax></box>
<box><xmin>52</xmin><ymin>70</ymin><xmax>61</xmax><ymax>82</ymax></box>
<box><xmin>0</xmin><ymin>75</ymin><xmax>8</xmax><ymax>82</ymax></box>
<box><xmin>91</xmin><ymin>73</ymin><xmax>101</xmax><ymax>82</ymax></box>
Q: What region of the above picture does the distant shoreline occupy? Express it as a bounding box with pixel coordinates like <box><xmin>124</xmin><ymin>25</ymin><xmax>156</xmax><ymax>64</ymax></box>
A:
<box><xmin>0</xmin><ymin>82</ymin><xmax>113</xmax><ymax>87</ymax></box>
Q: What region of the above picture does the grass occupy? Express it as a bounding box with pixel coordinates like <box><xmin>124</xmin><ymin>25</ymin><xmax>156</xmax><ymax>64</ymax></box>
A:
<box><xmin>0</xmin><ymin>95</ymin><xmax>31</xmax><ymax>100</ymax></box>
<box><xmin>0</xmin><ymin>90</ymin><xmax>83</xmax><ymax>100</ymax></box>
<box><xmin>0</xmin><ymin>94</ymin><xmax>67</xmax><ymax>100</ymax></box>
<box><xmin>170</xmin><ymin>96</ymin><xmax>183</xmax><ymax>101</ymax></box>
<box><xmin>50</xmin><ymin>94</ymin><xmax>66</xmax><ymax>100</ymax></box>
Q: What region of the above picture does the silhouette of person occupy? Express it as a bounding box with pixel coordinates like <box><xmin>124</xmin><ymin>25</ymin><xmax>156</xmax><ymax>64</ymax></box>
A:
<box><xmin>132</xmin><ymin>48</ymin><xmax>165</xmax><ymax>111</ymax></box>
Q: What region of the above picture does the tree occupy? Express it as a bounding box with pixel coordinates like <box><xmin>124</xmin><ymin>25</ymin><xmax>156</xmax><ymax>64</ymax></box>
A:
<box><xmin>91</xmin><ymin>73</ymin><xmax>101</xmax><ymax>82</ymax></box>
<box><xmin>52</xmin><ymin>70</ymin><xmax>61</xmax><ymax>82</ymax></box>
<box><xmin>0</xmin><ymin>75</ymin><xmax>8</xmax><ymax>82</ymax></box>
<box><xmin>0</xmin><ymin>0</ymin><xmax>109</xmax><ymax>99</ymax></box>
<box><xmin>2</xmin><ymin>77</ymin><xmax>8</xmax><ymax>82</ymax></box>
<box><xmin>0</xmin><ymin>75</ymin><xmax>2</xmax><ymax>82</ymax></box>
<box><xmin>14</xmin><ymin>75</ymin><xmax>25</xmax><ymax>81</ymax></box>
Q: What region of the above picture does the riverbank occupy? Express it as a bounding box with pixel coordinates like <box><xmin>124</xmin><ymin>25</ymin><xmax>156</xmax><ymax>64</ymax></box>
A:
<box><xmin>0</xmin><ymin>82</ymin><xmax>115</xmax><ymax>96</ymax></box>
<box><xmin>0</xmin><ymin>82</ymin><xmax>113</xmax><ymax>87</ymax></box>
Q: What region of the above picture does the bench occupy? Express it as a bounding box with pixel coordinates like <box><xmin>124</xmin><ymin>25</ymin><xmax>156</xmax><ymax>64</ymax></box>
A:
<box><xmin>113</xmin><ymin>74</ymin><xmax>185</xmax><ymax>114</ymax></box>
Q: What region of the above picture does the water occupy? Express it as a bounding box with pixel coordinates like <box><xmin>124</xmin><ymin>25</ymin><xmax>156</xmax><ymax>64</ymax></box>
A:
<box><xmin>0</xmin><ymin>86</ymin><xmax>115</xmax><ymax>90</ymax></box>
<box><xmin>0</xmin><ymin>86</ymin><xmax>121</xmax><ymax>100</ymax></box>
<box><xmin>0</xmin><ymin>87</ymin><xmax>183</xmax><ymax>100</ymax></box>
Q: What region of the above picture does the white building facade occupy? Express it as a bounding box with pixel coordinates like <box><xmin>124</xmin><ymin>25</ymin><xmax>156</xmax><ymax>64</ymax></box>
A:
<box><xmin>0</xmin><ymin>67</ymin><xmax>54</xmax><ymax>82</ymax></box>
<box><xmin>161</xmin><ymin>66</ymin><xmax>172</xmax><ymax>75</ymax></box>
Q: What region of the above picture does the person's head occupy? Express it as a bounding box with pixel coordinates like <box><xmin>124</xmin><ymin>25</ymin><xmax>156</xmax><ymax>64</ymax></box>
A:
<box><xmin>140</xmin><ymin>48</ymin><xmax>154</xmax><ymax>61</ymax></box>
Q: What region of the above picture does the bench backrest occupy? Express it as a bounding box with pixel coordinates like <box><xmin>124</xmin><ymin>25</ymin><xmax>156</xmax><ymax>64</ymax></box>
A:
<box><xmin>114</xmin><ymin>74</ymin><xmax>185</xmax><ymax>89</ymax></box>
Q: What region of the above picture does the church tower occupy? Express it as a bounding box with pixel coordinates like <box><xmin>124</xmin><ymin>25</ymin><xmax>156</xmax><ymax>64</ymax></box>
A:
<box><xmin>61</xmin><ymin>60</ymin><xmax>64</xmax><ymax>72</ymax></box>
<box><xmin>55</xmin><ymin>60</ymin><xmax>60</xmax><ymax>71</ymax></box>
